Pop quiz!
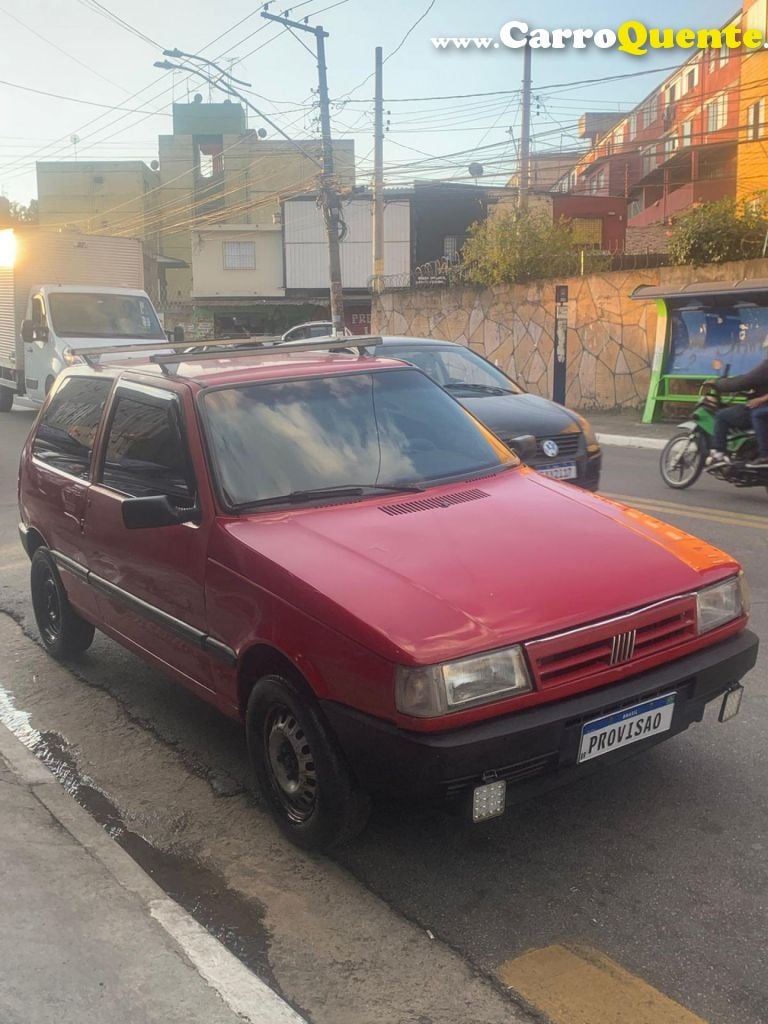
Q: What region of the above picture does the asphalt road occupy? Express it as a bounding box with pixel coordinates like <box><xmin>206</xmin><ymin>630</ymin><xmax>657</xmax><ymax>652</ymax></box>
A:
<box><xmin>1</xmin><ymin>401</ymin><xmax>766</xmax><ymax>1024</ymax></box>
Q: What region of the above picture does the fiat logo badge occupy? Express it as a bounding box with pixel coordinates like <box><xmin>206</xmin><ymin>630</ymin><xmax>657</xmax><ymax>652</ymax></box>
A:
<box><xmin>542</xmin><ymin>439</ymin><xmax>559</xmax><ymax>458</ymax></box>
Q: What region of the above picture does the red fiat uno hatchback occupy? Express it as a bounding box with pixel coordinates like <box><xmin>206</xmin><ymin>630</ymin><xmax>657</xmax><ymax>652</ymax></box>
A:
<box><xmin>18</xmin><ymin>339</ymin><xmax>757</xmax><ymax>849</ymax></box>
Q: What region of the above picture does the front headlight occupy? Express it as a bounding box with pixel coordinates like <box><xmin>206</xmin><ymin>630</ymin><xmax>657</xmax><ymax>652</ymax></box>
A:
<box><xmin>574</xmin><ymin>413</ymin><xmax>600</xmax><ymax>453</ymax></box>
<box><xmin>395</xmin><ymin>646</ymin><xmax>532</xmax><ymax>717</ymax></box>
<box><xmin>697</xmin><ymin>575</ymin><xmax>747</xmax><ymax>634</ymax></box>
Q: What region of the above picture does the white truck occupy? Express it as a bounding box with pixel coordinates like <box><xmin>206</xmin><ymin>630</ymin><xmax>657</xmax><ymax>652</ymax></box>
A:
<box><xmin>0</xmin><ymin>228</ymin><xmax>174</xmax><ymax>412</ymax></box>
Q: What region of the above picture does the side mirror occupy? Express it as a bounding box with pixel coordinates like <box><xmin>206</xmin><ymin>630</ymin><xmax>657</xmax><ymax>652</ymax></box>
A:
<box><xmin>173</xmin><ymin>325</ymin><xmax>185</xmax><ymax>344</ymax></box>
<box><xmin>21</xmin><ymin>320</ymin><xmax>34</xmax><ymax>344</ymax></box>
<box><xmin>507</xmin><ymin>434</ymin><xmax>537</xmax><ymax>463</ymax></box>
<box><xmin>121</xmin><ymin>494</ymin><xmax>199</xmax><ymax>530</ymax></box>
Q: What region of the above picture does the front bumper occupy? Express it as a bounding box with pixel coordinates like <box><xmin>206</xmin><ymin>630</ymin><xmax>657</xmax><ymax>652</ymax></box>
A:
<box><xmin>322</xmin><ymin>629</ymin><xmax>758</xmax><ymax>805</ymax></box>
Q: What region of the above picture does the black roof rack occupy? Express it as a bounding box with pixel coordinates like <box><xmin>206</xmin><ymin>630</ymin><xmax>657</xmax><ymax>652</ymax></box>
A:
<box><xmin>70</xmin><ymin>335</ymin><xmax>383</xmax><ymax>375</ymax></box>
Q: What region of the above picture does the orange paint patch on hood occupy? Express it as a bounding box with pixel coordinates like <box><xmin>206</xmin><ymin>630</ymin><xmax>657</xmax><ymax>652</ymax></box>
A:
<box><xmin>597</xmin><ymin>494</ymin><xmax>739</xmax><ymax>575</ymax></box>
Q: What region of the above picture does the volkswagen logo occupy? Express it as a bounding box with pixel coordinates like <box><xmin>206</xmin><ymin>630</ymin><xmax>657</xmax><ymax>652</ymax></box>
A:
<box><xmin>542</xmin><ymin>439</ymin><xmax>559</xmax><ymax>458</ymax></box>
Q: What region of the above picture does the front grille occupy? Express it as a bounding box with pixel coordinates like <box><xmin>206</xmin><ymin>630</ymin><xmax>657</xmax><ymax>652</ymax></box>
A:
<box><xmin>532</xmin><ymin>432</ymin><xmax>581</xmax><ymax>460</ymax></box>
<box><xmin>525</xmin><ymin>595</ymin><xmax>698</xmax><ymax>691</ymax></box>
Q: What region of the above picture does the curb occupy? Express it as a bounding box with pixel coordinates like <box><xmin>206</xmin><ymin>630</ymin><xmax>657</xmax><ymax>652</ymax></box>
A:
<box><xmin>597</xmin><ymin>432</ymin><xmax>668</xmax><ymax>451</ymax></box>
<box><xmin>0</xmin><ymin>720</ymin><xmax>306</xmax><ymax>1024</ymax></box>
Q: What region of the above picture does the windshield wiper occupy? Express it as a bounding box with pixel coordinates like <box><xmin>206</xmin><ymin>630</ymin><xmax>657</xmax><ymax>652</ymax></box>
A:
<box><xmin>234</xmin><ymin>482</ymin><xmax>425</xmax><ymax>511</ymax></box>
<box><xmin>444</xmin><ymin>382</ymin><xmax>514</xmax><ymax>396</ymax></box>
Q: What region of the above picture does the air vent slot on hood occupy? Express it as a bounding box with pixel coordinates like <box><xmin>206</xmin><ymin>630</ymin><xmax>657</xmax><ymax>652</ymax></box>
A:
<box><xmin>380</xmin><ymin>488</ymin><xmax>490</xmax><ymax>516</ymax></box>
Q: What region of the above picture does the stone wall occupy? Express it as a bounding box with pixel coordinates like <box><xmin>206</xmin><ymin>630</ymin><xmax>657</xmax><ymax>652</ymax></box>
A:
<box><xmin>372</xmin><ymin>258</ymin><xmax>768</xmax><ymax>410</ymax></box>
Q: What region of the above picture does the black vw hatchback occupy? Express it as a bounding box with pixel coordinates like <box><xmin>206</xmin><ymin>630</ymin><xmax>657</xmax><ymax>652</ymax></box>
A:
<box><xmin>369</xmin><ymin>337</ymin><xmax>602</xmax><ymax>491</ymax></box>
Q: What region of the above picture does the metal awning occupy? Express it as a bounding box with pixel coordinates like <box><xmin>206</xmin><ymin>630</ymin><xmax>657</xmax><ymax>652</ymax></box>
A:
<box><xmin>631</xmin><ymin>279</ymin><xmax>768</xmax><ymax>302</ymax></box>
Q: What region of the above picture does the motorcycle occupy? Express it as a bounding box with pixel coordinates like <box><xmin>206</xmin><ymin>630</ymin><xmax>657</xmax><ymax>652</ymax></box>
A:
<box><xmin>659</xmin><ymin>370</ymin><xmax>768</xmax><ymax>494</ymax></box>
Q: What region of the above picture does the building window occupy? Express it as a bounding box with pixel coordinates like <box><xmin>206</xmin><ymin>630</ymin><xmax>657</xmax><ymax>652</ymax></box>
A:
<box><xmin>747</xmin><ymin>98</ymin><xmax>766</xmax><ymax>140</ymax></box>
<box><xmin>707</xmin><ymin>93</ymin><xmax>728</xmax><ymax>132</ymax></box>
<box><xmin>223</xmin><ymin>241</ymin><xmax>256</xmax><ymax>270</ymax></box>
<box><xmin>664</xmin><ymin>133</ymin><xmax>678</xmax><ymax>157</ymax></box>
<box><xmin>681</xmin><ymin>120</ymin><xmax>694</xmax><ymax>147</ymax></box>
<box><xmin>719</xmin><ymin>42</ymin><xmax>729</xmax><ymax>67</ymax></box>
<box><xmin>195</xmin><ymin>135</ymin><xmax>223</xmax><ymax>180</ymax></box>
<box><xmin>443</xmin><ymin>235</ymin><xmax>466</xmax><ymax>262</ymax></box>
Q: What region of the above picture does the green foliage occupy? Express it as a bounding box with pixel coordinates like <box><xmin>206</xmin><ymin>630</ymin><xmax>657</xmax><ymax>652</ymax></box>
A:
<box><xmin>461</xmin><ymin>207</ymin><xmax>581</xmax><ymax>286</ymax></box>
<box><xmin>3</xmin><ymin>199</ymin><xmax>39</xmax><ymax>224</ymax></box>
<box><xmin>668</xmin><ymin>197</ymin><xmax>768</xmax><ymax>266</ymax></box>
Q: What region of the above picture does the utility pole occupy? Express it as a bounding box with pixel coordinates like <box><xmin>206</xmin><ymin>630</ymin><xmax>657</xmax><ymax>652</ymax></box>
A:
<box><xmin>519</xmin><ymin>43</ymin><xmax>532</xmax><ymax>208</ymax></box>
<box><xmin>372</xmin><ymin>46</ymin><xmax>384</xmax><ymax>293</ymax></box>
<box><xmin>262</xmin><ymin>11</ymin><xmax>346</xmax><ymax>334</ymax></box>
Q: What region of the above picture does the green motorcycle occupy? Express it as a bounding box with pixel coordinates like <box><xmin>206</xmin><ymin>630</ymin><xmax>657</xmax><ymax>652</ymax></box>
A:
<box><xmin>659</xmin><ymin>380</ymin><xmax>768</xmax><ymax>492</ymax></box>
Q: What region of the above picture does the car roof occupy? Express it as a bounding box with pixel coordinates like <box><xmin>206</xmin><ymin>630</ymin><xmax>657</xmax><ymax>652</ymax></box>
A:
<box><xmin>65</xmin><ymin>349</ymin><xmax>412</xmax><ymax>390</ymax></box>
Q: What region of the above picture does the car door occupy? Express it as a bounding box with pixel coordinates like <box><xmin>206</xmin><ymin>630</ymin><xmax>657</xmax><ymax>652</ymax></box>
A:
<box><xmin>23</xmin><ymin>293</ymin><xmax>51</xmax><ymax>402</ymax></box>
<box><xmin>84</xmin><ymin>379</ymin><xmax>217</xmax><ymax>698</ymax></box>
<box><xmin>22</xmin><ymin>374</ymin><xmax>114</xmax><ymax>620</ymax></box>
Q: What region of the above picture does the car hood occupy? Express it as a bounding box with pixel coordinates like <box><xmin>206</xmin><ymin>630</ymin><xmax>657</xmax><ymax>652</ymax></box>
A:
<box><xmin>458</xmin><ymin>391</ymin><xmax>579</xmax><ymax>439</ymax></box>
<box><xmin>221</xmin><ymin>471</ymin><xmax>738</xmax><ymax>666</ymax></box>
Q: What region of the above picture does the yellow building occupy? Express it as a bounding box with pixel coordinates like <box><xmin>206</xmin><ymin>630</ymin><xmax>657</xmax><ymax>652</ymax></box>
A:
<box><xmin>737</xmin><ymin>0</ymin><xmax>768</xmax><ymax>201</ymax></box>
<box><xmin>36</xmin><ymin>160</ymin><xmax>161</xmax><ymax>255</ymax></box>
<box><xmin>36</xmin><ymin>100</ymin><xmax>355</xmax><ymax>304</ymax></box>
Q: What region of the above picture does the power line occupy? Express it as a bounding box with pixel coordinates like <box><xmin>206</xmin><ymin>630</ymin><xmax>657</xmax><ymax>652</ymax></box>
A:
<box><xmin>74</xmin><ymin>0</ymin><xmax>161</xmax><ymax>49</ymax></box>
<box><xmin>0</xmin><ymin>7</ymin><xmax>130</xmax><ymax>93</ymax></box>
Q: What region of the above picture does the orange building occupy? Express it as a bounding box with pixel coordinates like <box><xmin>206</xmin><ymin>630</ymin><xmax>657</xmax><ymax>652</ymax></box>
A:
<box><xmin>737</xmin><ymin>0</ymin><xmax>768</xmax><ymax>200</ymax></box>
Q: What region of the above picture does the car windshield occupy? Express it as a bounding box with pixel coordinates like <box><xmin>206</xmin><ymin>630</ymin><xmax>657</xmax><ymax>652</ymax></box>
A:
<box><xmin>48</xmin><ymin>293</ymin><xmax>166</xmax><ymax>340</ymax></box>
<box><xmin>383</xmin><ymin>345</ymin><xmax>523</xmax><ymax>394</ymax></box>
<box><xmin>202</xmin><ymin>367</ymin><xmax>516</xmax><ymax>509</ymax></box>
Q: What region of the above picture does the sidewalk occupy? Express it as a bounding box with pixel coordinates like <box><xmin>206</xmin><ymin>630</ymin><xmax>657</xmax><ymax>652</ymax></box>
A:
<box><xmin>576</xmin><ymin>408</ymin><xmax>681</xmax><ymax>450</ymax></box>
<box><xmin>0</xmin><ymin>722</ymin><xmax>304</xmax><ymax>1024</ymax></box>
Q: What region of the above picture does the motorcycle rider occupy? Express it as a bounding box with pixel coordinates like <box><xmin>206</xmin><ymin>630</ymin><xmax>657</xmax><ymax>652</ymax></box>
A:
<box><xmin>707</xmin><ymin>341</ymin><xmax>768</xmax><ymax>467</ymax></box>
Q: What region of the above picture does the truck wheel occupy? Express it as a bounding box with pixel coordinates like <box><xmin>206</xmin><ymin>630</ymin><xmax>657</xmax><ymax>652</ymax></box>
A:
<box><xmin>30</xmin><ymin>548</ymin><xmax>95</xmax><ymax>659</ymax></box>
<box><xmin>246</xmin><ymin>673</ymin><xmax>370</xmax><ymax>851</ymax></box>
<box><xmin>0</xmin><ymin>387</ymin><xmax>12</xmax><ymax>413</ymax></box>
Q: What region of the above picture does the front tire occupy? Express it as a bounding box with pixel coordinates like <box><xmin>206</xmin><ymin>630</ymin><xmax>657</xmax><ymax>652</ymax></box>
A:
<box><xmin>0</xmin><ymin>386</ymin><xmax>13</xmax><ymax>413</ymax></box>
<box><xmin>660</xmin><ymin>431</ymin><xmax>705</xmax><ymax>489</ymax></box>
<box><xmin>246</xmin><ymin>673</ymin><xmax>370</xmax><ymax>851</ymax></box>
<box><xmin>30</xmin><ymin>548</ymin><xmax>95</xmax><ymax>659</ymax></box>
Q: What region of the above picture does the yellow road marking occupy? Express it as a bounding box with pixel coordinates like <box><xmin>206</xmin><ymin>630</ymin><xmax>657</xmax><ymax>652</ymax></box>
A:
<box><xmin>497</xmin><ymin>944</ymin><xmax>707</xmax><ymax>1024</ymax></box>
<box><xmin>603</xmin><ymin>492</ymin><xmax>768</xmax><ymax>532</ymax></box>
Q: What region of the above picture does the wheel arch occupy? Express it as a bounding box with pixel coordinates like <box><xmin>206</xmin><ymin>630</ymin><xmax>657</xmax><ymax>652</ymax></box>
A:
<box><xmin>237</xmin><ymin>643</ymin><xmax>316</xmax><ymax>719</ymax></box>
<box><xmin>25</xmin><ymin>526</ymin><xmax>48</xmax><ymax>560</ymax></box>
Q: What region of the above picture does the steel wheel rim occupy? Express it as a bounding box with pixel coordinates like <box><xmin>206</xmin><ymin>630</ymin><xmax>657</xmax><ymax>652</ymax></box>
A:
<box><xmin>40</xmin><ymin>572</ymin><xmax>62</xmax><ymax>646</ymax></box>
<box><xmin>264</xmin><ymin>705</ymin><xmax>317</xmax><ymax>823</ymax></box>
<box><xmin>664</xmin><ymin>436</ymin><xmax>700</xmax><ymax>484</ymax></box>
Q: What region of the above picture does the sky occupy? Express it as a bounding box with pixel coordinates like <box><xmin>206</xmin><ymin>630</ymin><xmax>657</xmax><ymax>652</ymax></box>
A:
<box><xmin>0</xmin><ymin>0</ymin><xmax>742</xmax><ymax>204</ymax></box>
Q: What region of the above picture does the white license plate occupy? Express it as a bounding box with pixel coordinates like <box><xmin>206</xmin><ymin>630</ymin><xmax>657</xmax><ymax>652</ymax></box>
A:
<box><xmin>538</xmin><ymin>462</ymin><xmax>577</xmax><ymax>481</ymax></box>
<box><xmin>578</xmin><ymin>693</ymin><xmax>676</xmax><ymax>763</ymax></box>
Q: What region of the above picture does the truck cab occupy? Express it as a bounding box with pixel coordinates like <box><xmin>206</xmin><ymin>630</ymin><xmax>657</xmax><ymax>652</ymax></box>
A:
<box><xmin>20</xmin><ymin>285</ymin><xmax>167</xmax><ymax>404</ymax></box>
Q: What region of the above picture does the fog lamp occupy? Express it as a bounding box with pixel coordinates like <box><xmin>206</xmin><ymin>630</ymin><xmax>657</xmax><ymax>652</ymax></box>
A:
<box><xmin>719</xmin><ymin>685</ymin><xmax>744</xmax><ymax>723</ymax></box>
<box><xmin>472</xmin><ymin>780</ymin><xmax>506</xmax><ymax>822</ymax></box>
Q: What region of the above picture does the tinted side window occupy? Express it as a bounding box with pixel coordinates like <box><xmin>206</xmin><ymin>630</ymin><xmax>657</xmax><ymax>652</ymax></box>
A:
<box><xmin>101</xmin><ymin>392</ymin><xmax>194</xmax><ymax>500</ymax></box>
<box><xmin>32</xmin><ymin>376</ymin><xmax>112</xmax><ymax>479</ymax></box>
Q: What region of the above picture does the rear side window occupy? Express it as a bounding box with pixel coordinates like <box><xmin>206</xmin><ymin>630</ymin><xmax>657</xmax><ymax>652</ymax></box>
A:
<box><xmin>32</xmin><ymin>376</ymin><xmax>112</xmax><ymax>479</ymax></box>
<box><xmin>101</xmin><ymin>392</ymin><xmax>194</xmax><ymax>500</ymax></box>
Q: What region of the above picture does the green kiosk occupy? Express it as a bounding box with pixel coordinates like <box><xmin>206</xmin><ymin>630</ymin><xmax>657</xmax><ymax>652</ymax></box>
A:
<box><xmin>632</xmin><ymin>280</ymin><xmax>768</xmax><ymax>423</ymax></box>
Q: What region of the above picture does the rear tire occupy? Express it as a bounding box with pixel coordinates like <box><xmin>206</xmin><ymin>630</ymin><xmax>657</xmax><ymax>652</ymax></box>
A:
<box><xmin>0</xmin><ymin>386</ymin><xmax>13</xmax><ymax>413</ymax></box>
<box><xmin>30</xmin><ymin>548</ymin><xmax>95</xmax><ymax>659</ymax></box>
<box><xmin>246</xmin><ymin>673</ymin><xmax>370</xmax><ymax>851</ymax></box>
<box><xmin>660</xmin><ymin>431</ymin><xmax>705</xmax><ymax>489</ymax></box>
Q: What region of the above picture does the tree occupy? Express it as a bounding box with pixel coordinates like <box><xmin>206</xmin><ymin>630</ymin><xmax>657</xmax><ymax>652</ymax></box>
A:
<box><xmin>461</xmin><ymin>206</ymin><xmax>581</xmax><ymax>286</ymax></box>
<box><xmin>668</xmin><ymin>197</ymin><xmax>768</xmax><ymax>266</ymax></box>
<box><xmin>2</xmin><ymin>198</ymin><xmax>39</xmax><ymax>225</ymax></box>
